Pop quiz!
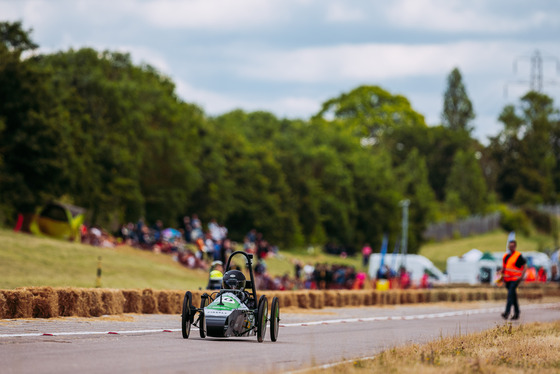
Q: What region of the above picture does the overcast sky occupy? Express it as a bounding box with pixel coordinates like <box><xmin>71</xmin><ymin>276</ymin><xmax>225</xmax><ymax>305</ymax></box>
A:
<box><xmin>2</xmin><ymin>0</ymin><xmax>560</xmax><ymax>143</ymax></box>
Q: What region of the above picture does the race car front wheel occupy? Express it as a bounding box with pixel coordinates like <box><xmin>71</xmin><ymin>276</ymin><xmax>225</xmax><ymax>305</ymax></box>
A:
<box><xmin>181</xmin><ymin>291</ymin><xmax>193</xmax><ymax>339</ymax></box>
<box><xmin>270</xmin><ymin>297</ymin><xmax>280</xmax><ymax>342</ymax></box>
<box><xmin>199</xmin><ymin>294</ymin><xmax>209</xmax><ymax>338</ymax></box>
<box><xmin>257</xmin><ymin>295</ymin><xmax>268</xmax><ymax>343</ymax></box>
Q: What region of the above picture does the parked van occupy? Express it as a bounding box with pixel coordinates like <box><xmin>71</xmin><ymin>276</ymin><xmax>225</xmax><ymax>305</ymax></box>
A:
<box><xmin>446</xmin><ymin>256</ymin><xmax>498</xmax><ymax>285</ymax></box>
<box><xmin>368</xmin><ymin>253</ymin><xmax>446</xmax><ymax>285</ymax></box>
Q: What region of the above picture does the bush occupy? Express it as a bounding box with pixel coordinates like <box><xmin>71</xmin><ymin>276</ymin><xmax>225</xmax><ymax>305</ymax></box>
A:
<box><xmin>522</xmin><ymin>207</ymin><xmax>553</xmax><ymax>234</ymax></box>
<box><xmin>498</xmin><ymin>206</ymin><xmax>530</xmax><ymax>235</ymax></box>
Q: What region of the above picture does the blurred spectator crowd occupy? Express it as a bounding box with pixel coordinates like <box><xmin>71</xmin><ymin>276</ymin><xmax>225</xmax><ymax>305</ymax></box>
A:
<box><xmin>79</xmin><ymin>215</ymin><xmax>279</xmax><ymax>275</ymax></box>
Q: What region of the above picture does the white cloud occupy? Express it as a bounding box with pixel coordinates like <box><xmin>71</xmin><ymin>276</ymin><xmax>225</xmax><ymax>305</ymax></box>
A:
<box><xmin>234</xmin><ymin>41</ymin><xmax>521</xmax><ymax>83</ymax></box>
<box><xmin>116</xmin><ymin>45</ymin><xmax>172</xmax><ymax>73</ymax></box>
<box><xmin>175</xmin><ymin>79</ymin><xmax>320</xmax><ymax>117</ymax></box>
<box><xmin>386</xmin><ymin>0</ymin><xmax>555</xmax><ymax>33</ymax></box>
<box><xmin>175</xmin><ymin>79</ymin><xmax>240</xmax><ymax>114</ymax></box>
<box><xmin>267</xmin><ymin>96</ymin><xmax>321</xmax><ymax>118</ymax></box>
<box><xmin>18</xmin><ymin>1</ymin><xmax>57</xmax><ymax>30</ymax></box>
<box><xmin>325</xmin><ymin>2</ymin><xmax>365</xmax><ymax>23</ymax></box>
<box><xmin>0</xmin><ymin>2</ymin><xmax>20</xmax><ymax>20</ymax></box>
<box><xmin>473</xmin><ymin>115</ymin><xmax>503</xmax><ymax>144</ymax></box>
<box><xmin>134</xmin><ymin>0</ymin><xmax>288</xmax><ymax>30</ymax></box>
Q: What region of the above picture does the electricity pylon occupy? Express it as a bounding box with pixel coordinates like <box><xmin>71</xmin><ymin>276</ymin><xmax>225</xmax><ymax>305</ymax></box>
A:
<box><xmin>504</xmin><ymin>50</ymin><xmax>560</xmax><ymax>97</ymax></box>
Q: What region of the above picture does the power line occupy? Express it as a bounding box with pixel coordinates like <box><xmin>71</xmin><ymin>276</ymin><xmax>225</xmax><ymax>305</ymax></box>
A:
<box><xmin>504</xmin><ymin>50</ymin><xmax>560</xmax><ymax>97</ymax></box>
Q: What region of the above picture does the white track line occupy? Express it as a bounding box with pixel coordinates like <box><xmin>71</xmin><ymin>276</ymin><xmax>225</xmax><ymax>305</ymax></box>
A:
<box><xmin>1</xmin><ymin>302</ymin><xmax>558</xmax><ymax>339</ymax></box>
<box><xmin>0</xmin><ymin>329</ymin><xmax>182</xmax><ymax>338</ymax></box>
<box><xmin>278</xmin><ymin>302</ymin><xmax>560</xmax><ymax>327</ymax></box>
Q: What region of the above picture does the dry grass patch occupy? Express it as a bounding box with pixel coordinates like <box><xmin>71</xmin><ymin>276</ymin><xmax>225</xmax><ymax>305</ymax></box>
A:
<box><xmin>310</xmin><ymin>320</ymin><xmax>560</xmax><ymax>374</ymax></box>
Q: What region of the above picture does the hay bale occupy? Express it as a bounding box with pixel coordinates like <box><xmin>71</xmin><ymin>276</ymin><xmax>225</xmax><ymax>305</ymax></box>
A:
<box><xmin>326</xmin><ymin>291</ymin><xmax>342</xmax><ymax>307</ymax></box>
<box><xmin>30</xmin><ymin>287</ymin><xmax>59</xmax><ymax>318</ymax></box>
<box><xmin>493</xmin><ymin>290</ymin><xmax>506</xmax><ymax>301</ymax></box>
<box><xmin>309</xmin><ymin>291</ymin><xmax>324</xmax><ymax>309</ymax></box>
<box><xmin>279</xmin><ymin>293</ymin><xmax>291</xmax><ymax>308</ymax></box>
<box><xmin>377</xmin><ymin>291</ymin><xmax>384</xmax><ymax>305</ymax></box>
<box><xmin>141</xmin><ymin>289</ymin><xmax>158</xmax><ymax>314</ymax></box>
<box><xmin>406</xmin><ymin>291</ymin><xmax>414</xmax><ymax>304</ymax></box>
<box><xmin>57</xmin><ymin>288</ymin><xmax>86</xmax><ymax>317</ymax></box>
<box><xmin>85</xmin><ymin>289</ymin><xmax>104</xmax><ymax>317</ymax></box>
<box><xmin>340</xmin><ymin>292</ymin><xmax>351</xmax><ymax>307</ymax></box>
<box><xmin>362</xmin><ymin>291</ymin><xmax>372</xmax><ymax>306</ymax></box>
<box><xmin>102</xmin><ymin>289</ymin><xmax>125</xmax><ymax>315</ymax></box>
<box><xmin>156</xmin><ymin>291</ymin><xmax>170</xmax><ymax>314</ymax></box>
<box><xmin>350</xmin><ymin>291</ymin><xmax>364</xmax><ymax>306</ymax></box>
<box><xmin>450</xmin><ymin>290</ymin><xmax>465</xmax><ymax>302</ymax></box>
<box><xmin>0</xmin><ymin>291</ymin><xmax>7</xmax><ymax>319</ymax></box>
<box><xmin>167</xmin><ymin>291</ymin><xmax>183</xmax><ymax>314</ymax></box>
<box><xmin>404</xmin><ymin>291</ymin><xmax>414</xmax><ymax>304</ymax></box>
<box><xmin>387</xmin><ymin>290</ymin><xmax>398</xmax><ymax>305</ymax></box>
<box><xmin>4</xmin><ymin>289</ymin><xmax>33</xmax><ymax>318</ymax></box>
<box><xmin>287</xmin><ymin>292</ymin><xmax>299</xmax><ymax>308</ymax></box>
<box><xmin>266</xmin><ymin>292</ymin><xmax>282</xmax><ymax>307</ymax></box>
<box><xmin>370</xmin><ymin>291</ymin><xmax>379</xmax><ymax>306</ymax></box>
<box><xmin>425</xmin><ymin>290</ymin><xmax>433</xmax><ymax>303</ymax></box>
<box><xmin>122</xmin><ymin>290</ymin><xmax>143</xmax><ymax>313</ymax></box>
<box><xmin>436</xmin><ymin>290</ymin><xmax>449</xmax><ymax>302</ymax></box>
<box><xmin>296</xmin><ymin>292</ymin><xmax>310</xmax><ymax>308</ymax></box>
<box><xmin>408</xmin><ymin>290</ymin><xmax>418</xmax><ymax>304</ymax></box>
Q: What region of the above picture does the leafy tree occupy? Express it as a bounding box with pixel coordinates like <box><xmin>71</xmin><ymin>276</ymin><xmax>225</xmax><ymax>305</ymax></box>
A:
<box><xmin>315</xmin><ymin>85</ymin><xmax>427</xmax><ymax>144</ymax></box>
<box><xmin>444</xmin><ymin>149</ymin><xmax>488</xmax><ymax>216</ymax></box>
<box><xmin>0</xmin><ymin>21</ymin><xmax>72</xmax><ymax>218</ymax></box>
<box><xmin>424</xmin><ymin>126</ymin><xmax>474</xmax><ymax>201</ymax></box>
<box><xmin>314</xmin><ymin>86</ymin><xmax>440</xmax><ymax>249</ymax></box>
<box><xmin>33</xmin><ymin>48</ymin><xmax>205</xmax><ymax>226</ymax></box>
<box><xmin>0</xmin><ymin>21</ymin><xmax>37</xmax><ymax>51</ymax></box>
<box><xmin>488</xmin><ymin>91</ymin><xmax>558</xmax><ymax>204</ymax></box>
<box><xmin>396</xmin><ymin>148</ymin><xmax>437</xmax><ymax>253</ymax></box>
<box><xmin>197</xmin><ymin>110</ymin><xmax>303</xmax><ymax>247</ymax></box>
<box><xmin>442</xmin><ymin>67</ymin><xmax>475</xmax><ymax>132</ymax></box>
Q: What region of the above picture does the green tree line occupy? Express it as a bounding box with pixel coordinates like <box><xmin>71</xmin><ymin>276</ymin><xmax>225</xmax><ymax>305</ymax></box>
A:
<box><xmin>1</xmin><ymin>22</ymin><xmax>560</xmax><ymax>251</ymax></box>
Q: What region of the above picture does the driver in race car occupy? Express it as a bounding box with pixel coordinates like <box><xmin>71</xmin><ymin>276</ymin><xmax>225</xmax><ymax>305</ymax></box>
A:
<box><xmin>222</xmin><ymin>269</ymin><xmax>246</xmax><ymax>290</ymax></box>
<box><xmin>222</xmin><ymin>270</ymin><xmax>251</xmax><ymax>304</ymax></box>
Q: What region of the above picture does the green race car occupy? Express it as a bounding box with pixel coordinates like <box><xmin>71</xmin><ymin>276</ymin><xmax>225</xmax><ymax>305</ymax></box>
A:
<box><xmin>181</xmin><ymin>251</ymin><xmax>280</xmax><ymax>343</ymax></box>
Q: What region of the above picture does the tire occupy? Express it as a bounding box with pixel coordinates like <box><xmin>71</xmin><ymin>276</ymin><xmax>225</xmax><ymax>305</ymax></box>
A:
<box><xmin>257</xmin><ymin>295</ymin><xmax>268</xmax><ymax>343</ymax></box>
<box><xmin>270</xmin><ymin>297</ymin><xmax>280</xmax><ymax>342</ymax></box>
<box><xmin>199</xmin><ymin>294</ymin><xmax>210</xmax><ymax>338</ymax></box>
<box><xmin>181</xmin><ymin>291</ymin><xmax>193</xmax><ymax>339</ymax></box>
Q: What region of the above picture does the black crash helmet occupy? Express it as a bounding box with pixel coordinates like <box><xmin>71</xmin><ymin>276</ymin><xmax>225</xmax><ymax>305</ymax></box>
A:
<box><xmin>222</xmin><ymin>270</ymin><xmax>246</xmax><ymax>290</ymax></box>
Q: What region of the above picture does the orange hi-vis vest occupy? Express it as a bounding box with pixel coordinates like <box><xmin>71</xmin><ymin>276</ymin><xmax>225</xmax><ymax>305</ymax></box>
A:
<box><xmin>503</xmin><ymin>251</ymin><xmax>523</xmax><ymax>282</ymax></box>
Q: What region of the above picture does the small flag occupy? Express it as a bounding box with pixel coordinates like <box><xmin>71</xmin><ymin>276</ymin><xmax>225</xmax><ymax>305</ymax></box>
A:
<box><xmin>379</xmin><ymin>234</ymin><xmax>389</xmax><ymax>269</ymax></box>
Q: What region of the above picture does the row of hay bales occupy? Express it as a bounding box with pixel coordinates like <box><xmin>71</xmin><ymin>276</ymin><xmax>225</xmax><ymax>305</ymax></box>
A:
<box><xmin>0</xmin><ymin>286</ymin><xmax>557</xmax><ymax>319</ymax></box>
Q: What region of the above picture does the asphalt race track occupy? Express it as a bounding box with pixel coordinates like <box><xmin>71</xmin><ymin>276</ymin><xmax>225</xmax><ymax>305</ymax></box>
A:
<box><xmin>1</xmin><ymin>300</ymin><xmax>559</xmax><ymax>374</ymax></box>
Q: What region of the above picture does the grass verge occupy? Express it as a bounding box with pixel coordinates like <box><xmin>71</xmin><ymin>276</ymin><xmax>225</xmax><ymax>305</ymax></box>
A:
<box><xmin>309</xmin><ymin>320</ymin><xmax>560</xmax><ymax>373</ymax></box>
<box><xmin>0</xmin><ymin>229</ymin><xmax>206</xmax><ymax>290</ymax></box>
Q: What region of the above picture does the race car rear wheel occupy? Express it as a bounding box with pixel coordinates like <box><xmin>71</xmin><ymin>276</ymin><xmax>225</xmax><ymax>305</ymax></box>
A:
<box><xmin>257</xmin><ymin>295</ymin><xmax>268</xmax><ymax>343</ymax></box>
<box><xmin>270</xmin><ymin>297</ymin><xmax>280</xmax><ymax>342</ymax></box>
<box><xmin>199</xmin><ymin>294</ymin><xmax>210</xmax><ymax>338</ymax></box>
<box><xmin>181</xmin><ymin>291</ymin><xmax>193</xmax><ymax>339</ymax></box>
